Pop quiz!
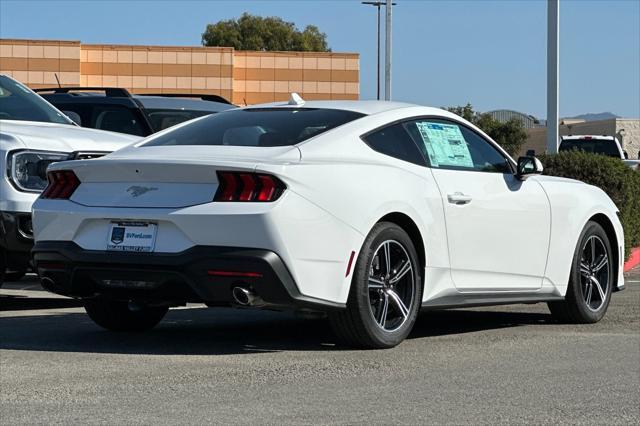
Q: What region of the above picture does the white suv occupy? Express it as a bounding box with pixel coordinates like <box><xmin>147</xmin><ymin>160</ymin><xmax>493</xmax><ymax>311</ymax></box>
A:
<box><xmin>0</xmin><ymin>74</ymin><xmax>140</xmax><ymax>285</ymax></box>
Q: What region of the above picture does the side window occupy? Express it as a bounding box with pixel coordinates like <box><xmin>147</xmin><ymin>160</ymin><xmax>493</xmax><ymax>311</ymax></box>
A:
<box><xmin>92</xmin><ymin>105</ymin><xmax>147</xmax><ymax>136</ymax></box>
<box><xmin>54</xmin><ymin>104</ymin><xmax>147</xmax><ymax>136</ymax></box>
<box><xmin>406</xmin><ymin>119</ymin><xmax>512</xmax><ymax>173</ymax></box>
<box><xmin>362</xmin><ymin>122</ymin><xmax>426</xmax><ymax>166</ymax></box>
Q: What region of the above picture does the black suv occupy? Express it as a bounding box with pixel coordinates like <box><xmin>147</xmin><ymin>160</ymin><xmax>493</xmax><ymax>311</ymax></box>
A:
<box><xmin>36</xmin><ymin>87</ymin><xmax>234</xmax><ymax>136</ymax></box>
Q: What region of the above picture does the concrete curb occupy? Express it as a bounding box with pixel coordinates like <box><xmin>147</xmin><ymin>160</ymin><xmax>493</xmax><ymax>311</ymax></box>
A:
<box><xmin>623</xmin><ymin>247</ymin><xmax>640</xmax><ymax>272</ymax></box>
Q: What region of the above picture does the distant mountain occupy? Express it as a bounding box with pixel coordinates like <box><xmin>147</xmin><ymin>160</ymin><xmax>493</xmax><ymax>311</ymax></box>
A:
<box><xmin>564</xmin><ymin>112</ymin><xmax>619</xmax><ymax>121</ymax></box>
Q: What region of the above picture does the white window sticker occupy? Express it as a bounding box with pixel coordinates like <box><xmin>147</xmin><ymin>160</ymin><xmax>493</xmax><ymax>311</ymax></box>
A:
<box><xmin>416</xmin><ymin>122</ymin><xmax>474</xmax><ymax>168</ymax></box>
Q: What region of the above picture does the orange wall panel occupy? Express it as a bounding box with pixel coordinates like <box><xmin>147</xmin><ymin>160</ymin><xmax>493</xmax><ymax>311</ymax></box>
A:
<box><xmin>1</xmin><ymin>39</ymin><xmax>359</xmax><ymax>105</ymax></box>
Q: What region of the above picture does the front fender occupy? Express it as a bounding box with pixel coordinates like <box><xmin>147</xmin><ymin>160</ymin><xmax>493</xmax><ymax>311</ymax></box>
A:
<box><xmin>537</xmin><ymin>178</ymin><xmax>624</xmax><ymax>295</ymax></box>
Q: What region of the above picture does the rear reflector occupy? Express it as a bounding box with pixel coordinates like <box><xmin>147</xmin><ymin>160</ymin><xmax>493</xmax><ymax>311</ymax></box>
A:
<box><xmin>345</xmin><ymin>251</ymin><xmax>356</xmax><ymax>277</ymax></box>
<box><xmin>207</xmin><ymin>270</ymin><xmax>263</xmax><ymax>278</ymax></box>
<box><xmin>41</xmin><ymin>170</ymin><xmax>80</xmax><ymax>199</ymax></box>
<box><xmin>214</xmin><ymin>171</ymin><xmax>285</xmax><ymax>202</ymax></box>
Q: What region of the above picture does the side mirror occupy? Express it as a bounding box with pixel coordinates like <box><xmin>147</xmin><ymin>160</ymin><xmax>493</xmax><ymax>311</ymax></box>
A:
<box><xmin>516</xmin><ymin>156</ymin><xmax>543</xmax><ymax>180</ymax></box>
<box><xmin>63</xmin><ymin>110</ymin><xmax>81</xmax><ymax>126</ymax></box>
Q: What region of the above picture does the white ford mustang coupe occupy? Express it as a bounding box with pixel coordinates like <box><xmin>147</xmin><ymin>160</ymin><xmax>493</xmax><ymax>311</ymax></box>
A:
<box><xmin>32</xmin><ymin>97</ymin><xmax>625</xmax><ymax>348</ymax></box>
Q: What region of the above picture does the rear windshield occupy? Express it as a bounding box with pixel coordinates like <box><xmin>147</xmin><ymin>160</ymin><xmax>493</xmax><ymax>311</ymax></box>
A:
<box><xmin>142</xmin><ymin>108</ymin><xmax>365</xmax><ymax>147</ymax></box>
<box><xmin>559</xmin><ymin>139</ymin><xmax>620</xmax><ymax>158</ymax></box>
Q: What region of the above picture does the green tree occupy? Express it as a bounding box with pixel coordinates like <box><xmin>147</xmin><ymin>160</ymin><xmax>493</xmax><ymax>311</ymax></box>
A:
<box><xmin>445</xmin><ymin>104</ymin><xmax>527</xmax><ymax>156</ymax></box>
<box><xmin>202</xmin><ymin>13</ymin><xmax>331</xmax><ymax>52</ymax></box>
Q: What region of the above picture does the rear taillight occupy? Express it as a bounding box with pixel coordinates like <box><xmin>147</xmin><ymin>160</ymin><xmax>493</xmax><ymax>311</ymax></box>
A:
<box><xmin>214</xmin><ymin>171</ymin><xmax>286</xmax><ymax>202</ymax></box>
<box><xmin>41</xmin><ymin>170</ymin><xmax>80</xmax><ymax>199</ymax></box>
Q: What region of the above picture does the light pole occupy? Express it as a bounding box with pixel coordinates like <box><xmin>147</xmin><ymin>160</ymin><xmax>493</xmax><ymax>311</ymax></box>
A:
<box><xmin>547</xmin><ymin>0</ymin><xmax>560</xmax><ymax>153</ymax></box>
<box><xmin>385</xmin><ymin>0</ymin><xmax>392</xmax><ymax>101</ymax></box>
<box><xmin>362</xmin><ymin>1</ymin><xmax>395</xmax><ymax>100</ymax></box>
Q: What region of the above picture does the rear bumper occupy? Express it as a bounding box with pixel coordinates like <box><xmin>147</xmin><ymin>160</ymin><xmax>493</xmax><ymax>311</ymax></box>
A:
<box><xmin>1</xmin><ymin>211</ymin><xmax>34</xmax><ymax>270</ymax></box>
<box><xmin>32</xmin><ymin>241</ymin><xmax>344</xmax><ymax>311</ymax></box>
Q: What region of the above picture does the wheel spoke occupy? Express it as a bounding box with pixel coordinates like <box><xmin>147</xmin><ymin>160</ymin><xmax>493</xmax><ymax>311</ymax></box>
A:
<box><xmin>584</xmin><ymin>281</ymin><xmax>593</xmax><ymax>306</ymax></box>
<box><xmin>579</xmin><ymin>261</ymin><xmax>590</xmax><ymax>277</ymax></box>
<box><xmin>368</xmin><ymin>277</ymin><xmax>384</xmax><ymax>289</ymax></box>
<box><xmin>377</xmin><ymin>293</ymin><xmax>389</xmax><ymax>327</ymax></box>
<box><xmin>387</xmin><ymin>289</ymin><xmax>409</xmax><ymax>320</ymax></box>
<box><xmin>592</xmin><ymin>254</ymin><xmax>608</xmax><ymax>273</ymax></box>
<box><xmin>590</xmin><ymin>237</ymin><xmax>596</xmax><ymax>263</ymax></box>
<box><xmin>590</xmin><ymin>276</ymin><xmax>606</xmax><ymax>302</ymax></box>
<box><xmin>383</xmin><ymin>242</ymin><xmax>391</xmax><ymax>275</ymax></box>
<box><xmin>389</xmin><ymin>261</ymin><xmax>411</xmax><ymax>284</ymax></box>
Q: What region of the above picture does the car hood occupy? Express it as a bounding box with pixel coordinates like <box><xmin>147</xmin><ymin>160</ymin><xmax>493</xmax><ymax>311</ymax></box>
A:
<box><xmin>0</xmin><ymin>120</ymin><xmax>140</xmax><ymax>152</ymax></box>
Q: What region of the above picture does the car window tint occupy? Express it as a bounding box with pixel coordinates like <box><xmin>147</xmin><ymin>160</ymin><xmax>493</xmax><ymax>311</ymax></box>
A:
<box><xmin>407</xmin><ymin>119</ymin><xmax>512</xmax><ymax>173</ymax></box>
<box><xmin>93</xmin><ymin>106</ymin><xmax>146</xmax><ymax>136</ymax></box>
<box><xmin>559</xmin><ymin>139</ymin><xmax>620</xmax><ymax>158</ymax></box>
<box><xmin>145</xmin><ymin>109</ymin><xmax>212</xmax><ymax>132</ymax></box>
<box><xmin>143</xmin><ymin>108</ymin><xmax>365</xmax><ymax>147</ymax></box>
<box><xmin>362</xmin><ymin>123</ymin><xmax>426</xmax><ymax>166</ymax></box>
<box><xmin>58</xmin><ymin>103</ymin><xmax>147</xmax><ymax>136</ymax></box>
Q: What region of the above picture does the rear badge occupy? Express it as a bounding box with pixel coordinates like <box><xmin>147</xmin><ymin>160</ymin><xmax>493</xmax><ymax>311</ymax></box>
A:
<box><xmin>127</xmin><ymin>185</ymin><xmax>158</xmax><ymax>197</ymax></box>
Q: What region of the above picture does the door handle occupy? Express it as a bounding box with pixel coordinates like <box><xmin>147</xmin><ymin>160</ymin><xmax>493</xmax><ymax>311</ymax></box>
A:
<box><xmin>447</xmin><ymin>192</ymin><xmax>473</xmax><ymax>205</ymax></box>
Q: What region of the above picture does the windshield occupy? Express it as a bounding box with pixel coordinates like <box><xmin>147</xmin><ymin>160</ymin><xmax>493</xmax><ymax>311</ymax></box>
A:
<box><xmin>142</xmin><ymin>108</ymin><xmax>365</xmax><ymax>147</ymax></box>
<box><xmin>0</xmin><ymin>75</ymin><xmax>73</xmax><ymax>125</ymax></box>
<box><xmin>559</xmin><ymin>139</ymin><xmax>620</xmax><ymax>158</ymax></box>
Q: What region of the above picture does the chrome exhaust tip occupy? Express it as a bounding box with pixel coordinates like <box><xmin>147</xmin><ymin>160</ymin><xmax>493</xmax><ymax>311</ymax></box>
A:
<box><xmin>232</xmin><ymin>286</ymin><xmax>266</xmax><ymax>307</ymax></box>
<box><xmin>232</xmin><ymin>286</ymin><xmax>252</xmax><ymax>306</ymax></box>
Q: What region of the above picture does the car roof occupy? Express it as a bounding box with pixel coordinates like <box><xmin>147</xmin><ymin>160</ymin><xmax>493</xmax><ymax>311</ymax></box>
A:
<box><xmin>245</xmin><ymin>99</ymin><xmax>422</xmax><ymax>115</ymax></box>
<box><xmin>35</xmin><ymin>88</ymin><xmax>234</xmax><ymax>112</ymax></box>
<box><xmin>133</xmin><ymin>95</ymin><xmax>233</xmax><ymax>112</ymax></box>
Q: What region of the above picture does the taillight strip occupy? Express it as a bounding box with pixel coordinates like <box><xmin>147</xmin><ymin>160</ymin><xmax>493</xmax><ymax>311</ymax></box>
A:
<box><xmin>214</xmin><ymin>171</ymin><xmax>285</xmax><ymax>202</ymax></box>
<box><xmin>41</xmin><ymin>170</ymin><xmax>80</xmax><ymax>200</ymax></box>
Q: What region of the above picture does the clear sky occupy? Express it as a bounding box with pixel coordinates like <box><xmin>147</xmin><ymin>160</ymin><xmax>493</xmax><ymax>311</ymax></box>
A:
<box><xmin>1</xmin><ymin>0</ymin><xmax>638</xmax><ymax>118</ymax></box>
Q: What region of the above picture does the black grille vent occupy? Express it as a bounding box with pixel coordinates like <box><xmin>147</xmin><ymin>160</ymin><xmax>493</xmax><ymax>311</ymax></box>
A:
<box><xmin>69</xmin><ymin>151</ymin><xmax>110</xmax><ymax>160</ymax></box>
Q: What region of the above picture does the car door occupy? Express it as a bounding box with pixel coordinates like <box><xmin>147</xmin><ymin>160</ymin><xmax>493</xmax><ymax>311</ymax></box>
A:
<box><xmin>405</xmin><ymin>118</ymin><xmax>551</xmax><ymax>292</ymax></box>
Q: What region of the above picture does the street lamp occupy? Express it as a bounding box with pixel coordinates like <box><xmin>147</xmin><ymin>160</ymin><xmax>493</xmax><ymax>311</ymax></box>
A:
<box><xmin>362</xmin><ymin>1</ymin><xmax>395</xmax><ymax>100</ymax></box>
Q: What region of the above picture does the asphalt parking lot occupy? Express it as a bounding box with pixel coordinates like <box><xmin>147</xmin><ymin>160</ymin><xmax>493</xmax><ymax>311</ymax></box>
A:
<box><xmin>1</xmin><ymin>268</ymin><xmax>639</xmax><ymax>425</ymax></box>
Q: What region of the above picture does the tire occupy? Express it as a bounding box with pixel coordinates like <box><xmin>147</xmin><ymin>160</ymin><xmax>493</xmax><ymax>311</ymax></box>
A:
<box><xmin>84</xmin><ymin>299</ymin><xmax>168</xmax><ymax>331</ymax></box>
<box><xmin>548</xmin><ymin>221</ymin><xmax>614</xmax><ymax>323</ymax></box>
<box><xmin>329</xmin><ymin>222</ymin><xmax>423</xmax><ymax>349</ymax></box>
<box><xmin>4</xmin><ymin>270</ymin><xmax>26</xmax><ymax>282</ymax></box>
<box><xmin>0</xmin><ymin>249</ymin><xmax>6</xmax><ymax>288</ymax></box>
<box><xmin>1</xmin><ymin>249</ymin><xmax>26</xmax><ymax>285</ymax></box>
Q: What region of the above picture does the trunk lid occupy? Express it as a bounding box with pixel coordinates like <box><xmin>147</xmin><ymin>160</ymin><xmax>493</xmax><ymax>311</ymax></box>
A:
<box><xmin>53</xmin><ymin>145</ymin><xmax>300</xmax><ymax>208</ymax></box>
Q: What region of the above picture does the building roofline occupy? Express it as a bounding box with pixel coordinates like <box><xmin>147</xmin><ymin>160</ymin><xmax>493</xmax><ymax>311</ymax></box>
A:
<box><xmin>0</xmin><ymin>38</ymin><xmax>80</xmax><ymax>45</ymax></box>
<box><xmin>1</xmin><ymin>38</ymin><xmax>358</xmax><ymax>56</ymax></box>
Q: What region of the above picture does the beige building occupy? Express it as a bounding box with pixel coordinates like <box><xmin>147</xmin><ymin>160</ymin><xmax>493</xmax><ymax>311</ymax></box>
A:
<box><xmin>0</xmin><ymin>38</ymin><xmax>360</xmax><ymax>105</ymax></box>
<box><xmin>521</xmin><ymin>118</ymin><xmax>640</xmax><ymax>160</ymax></box>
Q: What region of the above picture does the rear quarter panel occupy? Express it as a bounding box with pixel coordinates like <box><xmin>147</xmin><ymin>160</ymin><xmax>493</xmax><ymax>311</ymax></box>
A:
<box><xmin>261</xmin><ymin>111</ymin><xmax>453</xmax><ymax>302</ymax></box>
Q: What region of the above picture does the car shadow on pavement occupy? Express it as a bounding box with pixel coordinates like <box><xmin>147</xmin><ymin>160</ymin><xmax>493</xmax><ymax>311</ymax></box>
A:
<box><xmin>0</xmin><ymin>305</ymin><xmax>555</xmax><ymax>355</ymax></box>
<box><xmin>413</xmin><ymin>309</ymin><xmax>551</xmax><ymax>338</ymax></box>
<box><xmin>0</xmin><ymin>294</ymin><xmax>83</xmax><ymax>311</ymax></box>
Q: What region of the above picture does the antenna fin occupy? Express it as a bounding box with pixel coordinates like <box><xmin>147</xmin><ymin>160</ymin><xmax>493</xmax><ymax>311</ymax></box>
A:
<box><xmin>288</xmin><ymin>92</ymin><xmax>305</xmax><ymax>106</ymax></box>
